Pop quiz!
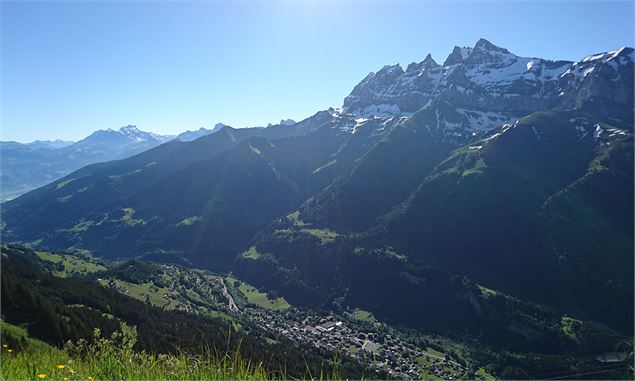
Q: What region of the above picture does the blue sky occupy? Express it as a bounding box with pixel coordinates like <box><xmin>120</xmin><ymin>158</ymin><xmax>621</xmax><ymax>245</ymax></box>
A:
<box><xmin>2</xmin><ymin>1</ymin><xmax>634</xmax><ymax>142</ymax></box>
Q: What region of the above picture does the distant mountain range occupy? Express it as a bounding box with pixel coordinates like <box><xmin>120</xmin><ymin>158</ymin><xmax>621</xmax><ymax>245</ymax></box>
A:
<box><xmin>2</xmin><ymin>37</ymin><xmax>632</xmax><ymax>348</ymax></box>
<box><xmin>1</xmin><ymin>123</ymin><xmax>265</xmax><ymax>200</ymax></box>
<box><xmin>2</xmin><ymin>120</ymin><xmax>300</xmax><ymax>200</ymax></box>
<box><xmin>1</xmin><ymin>125</ymin><xmax>170</xmax><ymax>200</ymax></box>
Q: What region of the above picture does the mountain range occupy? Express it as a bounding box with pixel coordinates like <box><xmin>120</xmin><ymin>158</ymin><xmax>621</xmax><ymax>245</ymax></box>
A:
<box><xmin>2</xmin><ymin>37</ymin><xmax>633</xmax><ymax>347</ymax></box>
<box><xmin>1</xmin><ymin>124</ymin><xmax>232</xmax><ymax>200</ymax></box>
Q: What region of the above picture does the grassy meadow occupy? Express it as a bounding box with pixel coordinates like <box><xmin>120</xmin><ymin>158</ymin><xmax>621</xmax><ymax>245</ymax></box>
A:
<box><xmin>1</xmin><ymin>322</ymin><xmax>272</xmax><ymax>381</ymax></box>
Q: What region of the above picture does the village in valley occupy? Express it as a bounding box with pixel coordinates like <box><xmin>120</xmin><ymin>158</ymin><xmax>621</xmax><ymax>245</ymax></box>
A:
<box><xmin>243</xmin><ymin>306</ymin><xmax>468</xmax><ymax>380</ymax></box>
<box><xmin>94</xmin><ymin>261</ymin><xmax>473</xmax><ymax>380</ymax></box>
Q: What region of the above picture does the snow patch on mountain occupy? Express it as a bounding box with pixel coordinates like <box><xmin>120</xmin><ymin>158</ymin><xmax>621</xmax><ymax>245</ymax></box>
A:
<box><xmin>593</xmin><ymin>124</ymin><xmax>603</xmax><ymax>140</ymax></box>
<box><xmin>355</xmin><ymin>104</ymin><xmax>404</xmax><ymax>117</ymax></box>
<box><xmin>455</xmin><ymin>108</ymin><xmax>512</xmax><ymax>132</ymax></box>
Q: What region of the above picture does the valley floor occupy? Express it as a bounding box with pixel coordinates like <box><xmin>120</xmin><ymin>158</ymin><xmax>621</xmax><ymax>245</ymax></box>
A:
<box><xmin>1</xmin><ymin>244</ymin><xmax>632</xmax><ymax>380</ymax></box>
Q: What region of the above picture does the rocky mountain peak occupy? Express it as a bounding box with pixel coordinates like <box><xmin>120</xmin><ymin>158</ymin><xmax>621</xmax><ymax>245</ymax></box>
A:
<box><xmin>342</xmin><ymin>40</ymin><xmax>633</xmax><ymax>135</ymax></box>
<box><xmin>443</xmin><ymin>45</ymin><xmax>473</xmax><ymax>66</ymax></box>
<box><xmin>267</xmin><ymin>119</ymin><xmax>297</xmax><ymax>128</ymax></box>
<box><xmin>407</xmin><ymin>53</ymin><xmax>440</xmax><ymax>73</ymax></box>
<box><xmin>377</xmin><ymin>63</ymin><xmax>405</xmax><ymax>78</ymax></box>
<box><xmin>464</xmin><ymin>38</ymin><xmax>517</xmax><ymax>65</ymax></box>
<box><xmin>422</xmin><ymin>53</ymin><xmax>438</xmax><ymax>66</ymax></box>
<box><xmin>473</xmin><ymin>38</ymin><xmax>509</xmax><ymax>54</ymax></box>
<box><xmin>212</xmin><ymin>123</ymin><xmax>228</xmax><ymax>133</ymax></box>
<box><xmin>119</xmin><ymin>125</ymin><xmax>140</xmax><ymax>133</ymax></box>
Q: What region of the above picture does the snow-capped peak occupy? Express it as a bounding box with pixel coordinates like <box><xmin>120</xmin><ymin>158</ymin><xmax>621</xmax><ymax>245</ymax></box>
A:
<box><xmin>559</xmin><ymin>46</ymin><xmax>634</xmax><ymax>87</ymax></box>
<box><xmin>472</xmin><ymin>38</ymin><xmax>510</xmax><ymax>54</ymax></box>
<box><xmin>443</xmin><ymin>46</ymin><xmax>473</xmax><ymax>66</ymax></box>
<box><xmin>341</xmin><ymin>39</ymin><xmax>633</xmax><ymax>135</ymax></box>
<box><xmin>443</xmin><ymin>39</ymin><xmax>517</xmax><ymax>67</ymax></box>
<box><xmin>116</xmin><ymin>125</ymin><xmax>172</xmax><ymax>143</ymax></box>
<box><xmin>464</xmin><ymin>38</ymin><xmax>518</xmax><ymax>66</ymax></box>
<box><xmin>119</xmin><ymin>125</ymin><xmax>141</xmax><ymax>135</ymax></box>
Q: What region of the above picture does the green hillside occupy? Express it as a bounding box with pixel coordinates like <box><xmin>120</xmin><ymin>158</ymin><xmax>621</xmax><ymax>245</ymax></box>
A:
<box><xmin>0</xmin><ymin>245</ymin><xmax>367</xmax><ymax>379</ymax></box>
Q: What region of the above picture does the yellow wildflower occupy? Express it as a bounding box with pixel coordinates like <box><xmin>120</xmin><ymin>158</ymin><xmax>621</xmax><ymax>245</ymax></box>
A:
<box><xmin>64</xmin><ymin>378</ymin><xmax>69</xmax><ymax>381</ymax></box>
<box><xmin>7</xmin><ymin>349</ymin><xmax>13</xmax><ymax>353</ymax></box>
<box><xmin>88</xmin><ymin>377</ymin><xmax>94</xmax><ymax>381</ymax></box>
<box><xmin>2</xmin><ymin>344</ymin><xmax>7</xmax><ymax>348</ymax></box>
<box><xmin>37</xmin><ymin>374</ymin><xmax>46</xmax><ymax>379</ymax></box>
<box><xmin>57</xmin><ymin>365</ymin><xmax>66</xmax><ymax>369</ymax></box>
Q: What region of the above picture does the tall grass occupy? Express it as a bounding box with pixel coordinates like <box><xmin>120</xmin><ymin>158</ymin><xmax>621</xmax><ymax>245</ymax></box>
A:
<box><xmin>1</xmin><ymin>328</ymin><xmax>273</xmax><ymax>381</ymax></box>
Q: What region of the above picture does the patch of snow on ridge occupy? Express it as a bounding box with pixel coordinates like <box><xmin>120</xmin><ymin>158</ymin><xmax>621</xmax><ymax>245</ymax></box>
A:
<box><xmin>483</xmin><ymin>132</ymin><xmax>502</xmax><ymax>142</ymax></box>
<box><xmin>352</xmin><ymin>117</ymin><xmax>370</xmax><ymax>134</ymax></box>
<box><xmin>593</xmin><ymin>124</ymin><xmax>603</xmax><ymax>140</ymax></box>
<box><xmin>459</xmin><ymin>47</ymin><xmax>473</xmax><ymax>60</ymax></box>
<box><xmin>356</xmin><ymin>104</ymin><xmax>404</xmax><ymax>117</ymax></box>
<box><xmin>581</xmin><ymin>48</ymin><xmax>633</xmax><ymax>64</ymax></box>
<box><xmin>582</xmin><ymin>66</ymin><xmax>596</xmax><ymax>78</ymax></box>
<box><xmin>582</xmin><ymin>53</ymin><xmax>606</xmax><ymax>62</ymax></box>
<box><xmin>119</xmin><ymin>126</ymin><xmax>146</xmax><ymax>142</ymax></box>
<box><xmin>368</xmin><ymin>116</ymin><xmax>406</xmax><ymax>138</ymax></box>
<box><xmin>607</xmin><ymin>128</ymin><xmax>627</xmax><ymax>137</ymax></box>
<box><xmin>526</xmin><ymin>59</ymin><xmax>540</xmax><ymax>71</ymax></box>
<box><xmin>562</xmin><ymin>48</ymin><xmax>633</xmax><ymax>83</ymax></box>
<box><xmin>500</xmin><ymin>120</ymin><xmax>520</xmax><ymax>133</ymax></box>
<box><xmin>465</xmin><ymin>58</ymin><xmax>528</xmax><ymax>88</ymax></box>
<box><xmin>456</xmin><ymin>108</ymin><xmax>512</xmax><ymax>132</ymax></box>
<box><xmin>542</xmin><ymin>63</ymin><xmax>571</xmax><ymax>79</ymax></box>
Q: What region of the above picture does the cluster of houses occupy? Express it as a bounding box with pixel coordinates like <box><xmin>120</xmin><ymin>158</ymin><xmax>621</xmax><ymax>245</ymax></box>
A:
<box><xmin>242</xmin><ymin>307</ymin><xmax>466</xmax><ymax>380</ymax></box>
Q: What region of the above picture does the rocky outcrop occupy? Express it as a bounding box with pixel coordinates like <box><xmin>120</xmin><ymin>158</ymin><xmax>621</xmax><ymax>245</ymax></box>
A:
<box><xmin>342</xmin><ymin>38</ymin><xmax>634</xmax><ymax>135</ymax></box>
